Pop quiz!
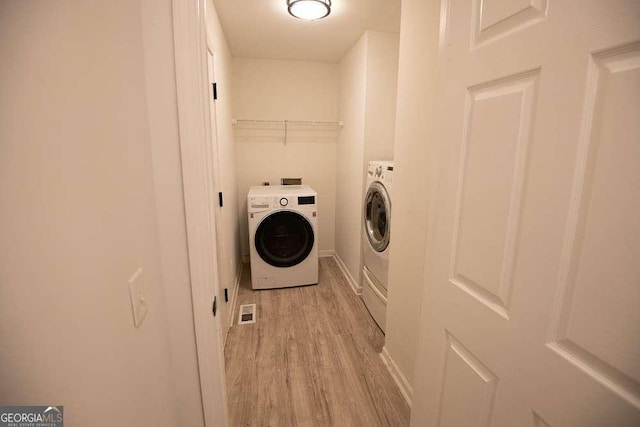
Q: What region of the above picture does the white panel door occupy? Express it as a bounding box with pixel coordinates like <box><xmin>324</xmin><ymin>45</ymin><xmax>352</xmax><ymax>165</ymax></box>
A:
<box><xmin>412</xmin><ymin>0</ymin><xmax>640</xmax><ymax>426</ymax></box>
<box><xmin>206</xmin><ymin>48</ymin><xmax>230</xmax><ymax>339</ymax></box>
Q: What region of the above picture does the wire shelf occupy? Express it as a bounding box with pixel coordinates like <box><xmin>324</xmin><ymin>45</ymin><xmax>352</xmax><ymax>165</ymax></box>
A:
<box><xmin>232</xmin><ymin>119</ymin><xmax>343</xmax><ymax>131</ymax></box>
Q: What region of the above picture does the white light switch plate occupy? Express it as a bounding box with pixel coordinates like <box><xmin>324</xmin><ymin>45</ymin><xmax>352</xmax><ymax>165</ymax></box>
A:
<box><xmin>128</xmin><ymin>268</ymin><xmax>148</xmax><ymax>328</ymax></box>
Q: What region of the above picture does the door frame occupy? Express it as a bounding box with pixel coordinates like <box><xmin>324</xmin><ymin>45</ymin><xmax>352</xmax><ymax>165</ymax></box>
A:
<box><xmin>172</xmin><ymin>0</ymin><xmax>229</xmax><ymax>425</ymax></box>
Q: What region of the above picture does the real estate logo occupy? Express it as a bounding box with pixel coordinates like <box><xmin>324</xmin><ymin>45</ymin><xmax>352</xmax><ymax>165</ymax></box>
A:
<box><xmin>0</xmin><ymin>406</ymin><xmax>63</xmax><ymax>427</ymax></box>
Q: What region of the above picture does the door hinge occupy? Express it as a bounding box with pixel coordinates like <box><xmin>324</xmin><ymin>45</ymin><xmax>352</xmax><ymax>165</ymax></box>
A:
<box><xmin>212</xmin><ymin>82</ymin><xmax>217</xmax><ymax>100</ymax></box>
<box><xmin>218</xmin><ymin>191</ymin><xmax>224</xmax><ymax>207</ymax></box>
<box><xmin>224</xmin><ymin>288</ymin><xmax>229</xmax><ymax>302</ymax></box>
<box><xmin>212</xmin><ymin>296</ymin><xmax>217</xmax><ymax>317</ymax></box>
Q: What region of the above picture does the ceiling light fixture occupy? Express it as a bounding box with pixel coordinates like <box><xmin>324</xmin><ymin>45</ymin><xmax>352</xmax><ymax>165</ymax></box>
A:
<box><xmin>287</xmin><ymin>0</ymin><xmax>331</xmax><ymax>21</ymax></box>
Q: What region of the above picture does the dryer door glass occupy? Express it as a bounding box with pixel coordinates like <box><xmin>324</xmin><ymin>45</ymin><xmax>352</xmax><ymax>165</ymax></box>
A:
<box><xmin>255</xmin><ymin>211</ymin><xmax>315</xmax><ymax>267</ymax></box>
<box><xmin>364</xmin><ymin>182</ymin><xmax>391</xmax><ymax>252</ymax></box>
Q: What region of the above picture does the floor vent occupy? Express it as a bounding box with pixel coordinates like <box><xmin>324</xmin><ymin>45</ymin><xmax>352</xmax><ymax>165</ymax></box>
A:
<box><xmin>237</xmin><ymin>303</ymin><xmax>256</xmax><ymax>325</ymax></box>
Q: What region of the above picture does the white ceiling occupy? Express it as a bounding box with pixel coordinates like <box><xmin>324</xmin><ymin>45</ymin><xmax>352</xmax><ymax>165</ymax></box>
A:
<box><xmin>212</xmin><ymin>0</ymin><xmax>401</xmax><ymax>63</ymax></box>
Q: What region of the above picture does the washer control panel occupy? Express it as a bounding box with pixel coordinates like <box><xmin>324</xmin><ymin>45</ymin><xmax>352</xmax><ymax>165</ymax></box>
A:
<box><xmin>247</xmin><ymin>186</ymin><xmax>317</xmax><ymax>213</ymax></box>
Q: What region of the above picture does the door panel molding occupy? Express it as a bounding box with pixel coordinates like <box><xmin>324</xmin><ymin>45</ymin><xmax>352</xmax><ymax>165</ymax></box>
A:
<box><xmin>471</xmin><ymin>0</ymin><xmax>549</xmax><ymax>49</ymax></box>
<box><xmin>547</xmin><ymin>40</ymin><xmax>640</xmax><ymax>411</ymax></box>
<box><xmin>450</xmin><ymin>68</ymin><xmax>540</xmax><ymax>319</ymax></box>
<box><xmin>436</xmin><ymin>331</ymin><xmax>499</xmax><ymax>427</ymax></box>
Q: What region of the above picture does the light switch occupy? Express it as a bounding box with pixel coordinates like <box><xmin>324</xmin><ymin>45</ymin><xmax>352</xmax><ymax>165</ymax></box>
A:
<box><xmin>128</xmin><ymin>268</ymin><xmax>148</xmax><ymax>328</ymax></box>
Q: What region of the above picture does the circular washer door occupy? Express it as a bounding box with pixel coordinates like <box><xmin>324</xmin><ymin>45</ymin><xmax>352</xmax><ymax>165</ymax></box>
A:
<box><xmin>364</xmin><ymin>181</ymin><xmax>391</xmax><ymax>252</ymax></box>
<box><xmin>255</xmin><ymin>210</ymin><xmax>315</xmax><ymax>267</ymax></box>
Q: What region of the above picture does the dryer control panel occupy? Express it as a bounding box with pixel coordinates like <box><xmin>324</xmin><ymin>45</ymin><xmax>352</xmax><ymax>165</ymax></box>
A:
<box><xmin>367</xmin><ymin>161</ymin><xmax>394</xmax><ymax>186</ymax></box>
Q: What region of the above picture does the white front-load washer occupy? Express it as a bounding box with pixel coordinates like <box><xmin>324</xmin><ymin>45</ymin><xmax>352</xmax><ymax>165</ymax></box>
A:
<box><xmin>362</xmin><ymin>160</ymin><xmax>393</xmax><ymax>332</ymax></box>
<box><xmin>247</xmin><ymin>185</ymin><xmax>318</xmax><ymax>290</ymax></box>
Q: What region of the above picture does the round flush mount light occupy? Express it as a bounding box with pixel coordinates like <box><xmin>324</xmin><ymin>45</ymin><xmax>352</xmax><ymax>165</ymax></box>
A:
<box><xmin>287</xmin><ymin>0</ymin><xmax>331</xmax><ymax>21</ymax></box>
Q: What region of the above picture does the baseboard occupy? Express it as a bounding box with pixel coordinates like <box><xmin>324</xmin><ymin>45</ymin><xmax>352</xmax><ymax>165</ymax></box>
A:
<box><xmin>332</xmin><ymin>252</ymin><xmax>362</xmax><ymax>295</ymax></box>
<box><xmin>318</xmin><ymin>249</ymin><xmax>335</xmax><ymax>258</ymax></box>
<box><xmin>380</xmin><ymin>346</ymin><xmax>413</xmax><ymax>408</ymax></box>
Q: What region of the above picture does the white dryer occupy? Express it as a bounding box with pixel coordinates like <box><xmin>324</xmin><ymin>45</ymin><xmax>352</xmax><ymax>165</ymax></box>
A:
<box><xmin>362</xmin><ymin>160</ymin><xmax>393</xmax><ymax>332</ymax></box>
<box><xmin>247</xmin><ymin>185</ymin><xmax>319</xmax><ymax>290</ymax></box>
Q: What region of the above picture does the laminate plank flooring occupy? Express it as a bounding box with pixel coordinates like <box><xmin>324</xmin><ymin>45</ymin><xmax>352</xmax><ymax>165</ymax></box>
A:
<box><xmin>225</xmin><ymin>257</ymin><xmax>410</xmax><ymax>426</ymax></box>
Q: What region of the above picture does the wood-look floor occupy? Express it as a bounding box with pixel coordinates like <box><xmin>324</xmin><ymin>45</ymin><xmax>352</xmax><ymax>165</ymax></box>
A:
<box><xmin>224</xmin><ymin>257</ymin><xmax>410</xmax><ymax>426</ymax></box>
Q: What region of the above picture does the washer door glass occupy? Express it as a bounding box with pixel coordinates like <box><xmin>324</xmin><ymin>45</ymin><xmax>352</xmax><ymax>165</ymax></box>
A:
<box><xmin>364</xmin><ymin>182</ymin><xmax>391</xmax><ymax>252</ymax></box>
<box><xmin>255</xmin><ymin>210</ymin><xmax>315</xmax><ymax>267</ymax></box>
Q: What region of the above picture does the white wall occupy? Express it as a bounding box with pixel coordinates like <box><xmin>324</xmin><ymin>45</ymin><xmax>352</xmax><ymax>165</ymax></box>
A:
<box><xmin>384</xmin><ymin>0</ymin><xmax>440</xmax><ymax>396</ymax></box>
<box><xmin>0</xmin><ymin>1</ymin><xmax>182</xmax><ymax>425</ymax></box>
<box><xmin>364</xmin><ymin>31</ymin><xmax>400</xmax><ymax>165</ymax></box>
<box><xmin>335</xmin><ymin>31</ymin><xmax>399</xmax><ymax>288</ymax></box>
<box><xmin>336</xmin><ymin>34</ymin><xmax>368</xmax><ymax>287</ymax></box>
<box><xmin>206</xmin><ymin>0</ymin><xmax>241</xmax><ymax>334</ymax></box>
<box><xmin>232</xmin><ymin>58</ymin><xmax>338</xmax><ymax>257</ymax></box>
